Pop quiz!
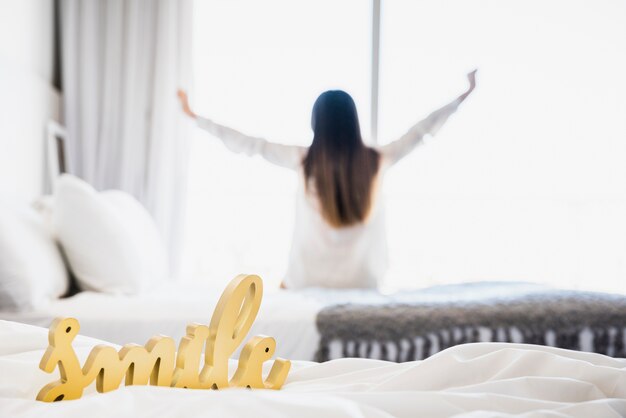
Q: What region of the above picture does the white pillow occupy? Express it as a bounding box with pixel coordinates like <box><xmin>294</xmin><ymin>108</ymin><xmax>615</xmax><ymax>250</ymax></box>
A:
<box><xmin>0</xmin><ymin>200</ymin><xmax>69</xmax><ymax>311</ymax></box>
<box><xmin>54</xmin><ymin>174</ymin><xmax>169</xmax><ymax>294</ymax></box>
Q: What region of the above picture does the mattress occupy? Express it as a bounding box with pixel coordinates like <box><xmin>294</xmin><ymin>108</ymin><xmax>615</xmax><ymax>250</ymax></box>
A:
<box><xmin>1</xmin><ymin>320</ymin><xmax>625</xmax><ymax>417</ymax></box>
<box><xmin>0</xmin><ymin>282</ymin><xmax>326</xmax><ymax>361</ymax></box>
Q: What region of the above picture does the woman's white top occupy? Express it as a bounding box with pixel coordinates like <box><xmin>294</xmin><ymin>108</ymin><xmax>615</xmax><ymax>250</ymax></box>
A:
<box><xmin>196</xmin><ymin>98</ymin><xmax>462</xmax><ymax>289</ymax></box>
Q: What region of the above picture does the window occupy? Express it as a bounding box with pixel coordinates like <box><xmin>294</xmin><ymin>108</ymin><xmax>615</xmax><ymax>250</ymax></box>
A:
<box><xmin>186</xmin><ymin>0</ymin><xmax>626</xmax><ymax>293</ymax></box>
<box><xmin>380</xmin><ymin>0</ymin><xmax>626</xmax><ymax>292</ymax></box>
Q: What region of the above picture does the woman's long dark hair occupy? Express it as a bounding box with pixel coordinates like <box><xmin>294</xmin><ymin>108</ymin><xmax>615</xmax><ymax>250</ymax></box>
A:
<box><xmin>303</xmin><ymin>90</ymin><xmax>380</xmax><ymax>228</ymax></box>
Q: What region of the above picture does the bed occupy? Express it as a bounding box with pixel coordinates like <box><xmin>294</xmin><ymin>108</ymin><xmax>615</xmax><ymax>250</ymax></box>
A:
<box><xmin>3</xmin><ymin>120</ymin><xmax>624</xmax><ymax>366</ymax></box>
<box><xmin>1</xmin><ymin>319</ymin><xmax>625</xmax><ymax>417</ymax></box>
<box><xmin>3</xmin><ymin>281</ymin><xmax>626</xmax><ymax>364</ymax></box>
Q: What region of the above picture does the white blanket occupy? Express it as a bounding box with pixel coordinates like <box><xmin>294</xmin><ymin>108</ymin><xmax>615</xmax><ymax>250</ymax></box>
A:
<box><xmin>0</xmin><ymin>320</ymin><xmax>625</xmax><ymax>417</ymax></box>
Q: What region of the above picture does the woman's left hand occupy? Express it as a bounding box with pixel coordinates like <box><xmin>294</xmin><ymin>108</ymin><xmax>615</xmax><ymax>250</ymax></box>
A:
<box><xmin>177</xmin><ymin>89</ymin><xmax>197</xmax><ymax>119</ymax></box>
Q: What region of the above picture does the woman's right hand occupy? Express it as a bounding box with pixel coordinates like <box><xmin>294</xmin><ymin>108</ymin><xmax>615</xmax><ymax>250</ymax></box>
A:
<box><xmin>459</xmin><ymin>69</ymin><xmax>477</xmax><ymax>102</ymax></box>
<box><xmin>177</xmin><ymin>89</ymin><xmax>197</xmax><ymax>119</ymax></box>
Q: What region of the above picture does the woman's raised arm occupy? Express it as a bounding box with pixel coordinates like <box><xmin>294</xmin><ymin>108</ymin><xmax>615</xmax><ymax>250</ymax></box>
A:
<box><xmin>178</xmin><ymin>90</ymin><xmax>306</xmax><ymax>170</ymax></box>
<box><xmin>377</xmin><ymin>70</ymin><xmax>477</xmax><ymax>165</ymax></box>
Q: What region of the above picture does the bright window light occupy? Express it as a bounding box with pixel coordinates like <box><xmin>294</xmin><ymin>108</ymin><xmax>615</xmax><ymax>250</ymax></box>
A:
<box><xmin>185</xmin><ymin>0</ymin><xmax>370</xmax><ymax>289</ymax></box>
<box><xmin>380</xmin><ymin>0</ymin><xmax>626</xmax><ymax>292</ymax></box>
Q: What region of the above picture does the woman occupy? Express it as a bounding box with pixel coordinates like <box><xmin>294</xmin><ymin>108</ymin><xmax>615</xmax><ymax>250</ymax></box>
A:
<box><xmin>178</xmin><ymin>70</ymin><xmax>476</xmax><ymax>289</ymax></box>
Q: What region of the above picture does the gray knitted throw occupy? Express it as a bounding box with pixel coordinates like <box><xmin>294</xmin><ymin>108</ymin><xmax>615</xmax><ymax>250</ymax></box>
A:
<box><xmin>315</xmin><ymin>282</ymin><xmax>626</xmax><ymax>362</ymax></box>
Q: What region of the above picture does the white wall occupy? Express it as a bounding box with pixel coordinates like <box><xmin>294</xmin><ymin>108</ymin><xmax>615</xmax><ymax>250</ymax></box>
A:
<box><xmin>0</xmin><ymin>0</ymin><xmax>60</xmax><ymax>201</ymax></box>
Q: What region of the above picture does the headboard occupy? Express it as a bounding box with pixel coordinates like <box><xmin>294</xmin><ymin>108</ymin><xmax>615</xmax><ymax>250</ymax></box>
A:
<box><xmin>46</xmin><ymin>120</ymin><xmax>69</xmax><ymax>192</ymax></box>
<box><xmin>0</xmin><ymin>62</ymin><xmax>61</xmax><ymax>201</ymax></box>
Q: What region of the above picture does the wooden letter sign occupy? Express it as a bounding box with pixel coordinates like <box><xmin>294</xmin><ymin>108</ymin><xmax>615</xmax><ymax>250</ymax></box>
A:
<box><xmin>37</xmin><ymin>274</ymin><xmax>291</xmax><ymax>402</ymax></box>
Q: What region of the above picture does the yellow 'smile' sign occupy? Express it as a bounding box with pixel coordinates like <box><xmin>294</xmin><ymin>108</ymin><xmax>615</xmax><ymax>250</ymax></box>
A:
<box><xmin>37</xmin><ymin>274</ymin><xmax>291</xmax><ymax>402</ymax></box>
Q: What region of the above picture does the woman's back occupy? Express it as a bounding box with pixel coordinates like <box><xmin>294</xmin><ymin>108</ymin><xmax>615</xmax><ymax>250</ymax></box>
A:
<box><xmin>285</xmin><ymin>164</ymin><xmax>388</xmax><ymax>289</ymax></box>
<box><xmin>194</xmin><ymin>93</ymin><xmax>463</xmax><ymax>289</ymax></box>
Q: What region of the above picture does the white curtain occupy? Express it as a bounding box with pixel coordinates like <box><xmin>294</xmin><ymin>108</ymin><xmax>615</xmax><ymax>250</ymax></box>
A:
<box><xmin>60</xmin><ymin>0</ymin><xmax>192</xmax><ymax>277</ymax></box>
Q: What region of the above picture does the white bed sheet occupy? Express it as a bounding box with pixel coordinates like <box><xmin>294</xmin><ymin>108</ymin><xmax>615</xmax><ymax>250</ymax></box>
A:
<box><xmin>0</xmin><ymin>282</ymin><xmax>325</xmax><ymax>361</ymax></box>
<box><xmin>0</xmin><ymin>281</ymin><xmax>557</xmax><ymax>362</ymax></box>
<box><xmin>1</xmin><ymin>320</ymin><xmax>625</xmax><ymax>418</ymax></box>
